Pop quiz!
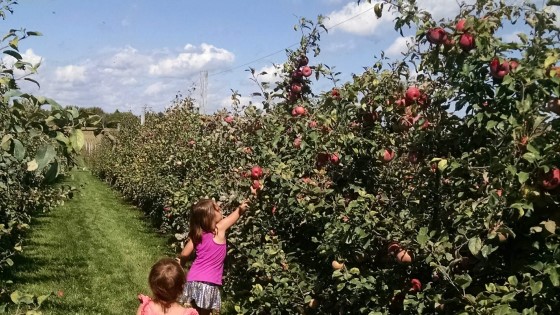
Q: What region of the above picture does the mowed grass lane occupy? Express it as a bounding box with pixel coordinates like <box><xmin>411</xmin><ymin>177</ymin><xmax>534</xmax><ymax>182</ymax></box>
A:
<box><xmin>11</xmin><ymin>170</ymin><xmax>173</xmax><ymax>315</ymax></box>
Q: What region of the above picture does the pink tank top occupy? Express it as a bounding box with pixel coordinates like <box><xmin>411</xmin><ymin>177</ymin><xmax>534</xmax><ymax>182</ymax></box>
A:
<box><xmin>187</xmin><ymin>232</ymin><xmax>227</xmax><ymax>285</ymax></box>
<box><xmin>137</xmin><ymin>294</ymin><xmax>198</xmax><ymax>315</ymax></box>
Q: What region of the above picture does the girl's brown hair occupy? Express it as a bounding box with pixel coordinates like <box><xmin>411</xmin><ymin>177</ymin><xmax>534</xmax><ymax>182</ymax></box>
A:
<box><xmin>188</xmin><ymin>199</ymin><xmax>217</xmax><ymax>245</ymax></box>
<box><xmin>148</xmin><ymin>258</ymin><xmax>185</xmax><ymax>312</ymax></box>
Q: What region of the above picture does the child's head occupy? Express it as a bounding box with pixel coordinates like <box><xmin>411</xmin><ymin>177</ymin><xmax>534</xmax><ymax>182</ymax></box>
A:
<box><xmin>188</xmin><ymin>199</ymin><xmax>222</xmax><ymax>244</ymax></box>
<box><xmin>148</xmin><ymin>258</ymin><xmax>185</xmax><ymax>308</ymax></box>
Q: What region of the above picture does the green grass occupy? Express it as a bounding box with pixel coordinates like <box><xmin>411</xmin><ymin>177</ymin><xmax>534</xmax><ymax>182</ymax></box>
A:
<box><xmin>10</xmin><ymin>170</ymin><xmax>173</xmax><ymax>315</ymax></box>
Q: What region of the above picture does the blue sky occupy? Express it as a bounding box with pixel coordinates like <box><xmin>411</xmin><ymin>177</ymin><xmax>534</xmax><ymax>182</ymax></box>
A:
<box><xmin>4</xmin><ymin>0</ymin><xmax>557</xmax><ymax>114</ymax></box>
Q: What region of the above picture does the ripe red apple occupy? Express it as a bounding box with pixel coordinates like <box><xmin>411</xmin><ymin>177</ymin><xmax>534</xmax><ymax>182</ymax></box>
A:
<box><xmin>542</xmin><ymin>168</ymin><xmax>560</xmax><ymax>190</ymax></box>
<box><xmin>330</xmin><ymin>153</ymin><xmax>340</xmax><ymax>165</ymax></box>
<box><xmin>509</xmin><ymin>60</ymin><xmax>519</xmax><ymax>72</ymax></box>
<box><xmin>293</xmin><ymin>137</ymin><xmax>302</xmax><ymax>149</ymax></box>
<box><xmin>301</xmin><ymin>66</ymin><xmax>312</xmax><ymax>77</ymax></box>
<box><xmin>405</xmin><ymin>86</ymin><xmax>421</xmax><ymax>103</ymax></box>
<box><xmin>459</xmin><ymin>33</ymin><xmax>475</xmax><ymax>51</ymax></box>
<box><xmin>188</xmin><ymin>140</ymin><xmax>196</xmax><ymax>146</ymax></box>
<box><xmin>291</xmin><ymin>83</ymin><xmax>302</xmax><ymax>94</ymax></box>
<box><xmin>252</xmin><ymin>180</ymin><xmax>261</xmax><ymax>190</ymax></box>
<box><xmin>293</xmin><ymin>105</ymin><xmax>306</xmax><ymax>116</ymax></box>
<box><xmin>387</xmin><ymin>242</ymin><xmax>402</xmax><ymax>254</ymax></box>
<box><xmin>163</xmin><ymin>206</ymin><xmax>171</xmax><ymax>212</ymax></box>
<box><xmin>224</xmin><ymin>116</ymin><xmax>234</xmax><ymax>123</ymax></box>
<box><xmin>331</xmin><ymin>88</ymin><xmax>341</xmax><ymax>99</ymax></box>
<box><xmin>382</xmin><ymin>149</ymin><xmax>395</xmax><ymax>163</ymax></box>
<box><xmin>410</xmin><ymin>279</ymin><xmax>422</xmax><ymax>292</ymax></box>
<box><xmin>456</xmin><ymin>18</ymin><xmax>467</xmax><ymax>32</ymax></box>
<box><xmin>396</xmin><ymin>249</ymin><xmax>413</xmax><ymax>264</ymax></box>
<box><xmin>490</xmin><ymin>58</ymin><xmax>511</xmax><ymax>79</ymax></box>
<box><xmin>251</xmin><ymin>166</ymin><xmax>263</xmax><ymax>180</ymax></box>
<box><xmin>426</xmin><ymin>27</ymin><xmax>448</xmax><ymax>45</ymax></box>
<box><xmin>308</xmin><ymin>120</ymin><xmax>318</xmax><ymax>128</ymax></box>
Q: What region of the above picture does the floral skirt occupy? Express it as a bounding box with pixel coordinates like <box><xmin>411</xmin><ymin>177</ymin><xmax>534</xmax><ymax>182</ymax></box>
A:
<box><xmin>179</xmin><ymin>281</ymin><xmax>221</xmax><ymax>310</ymax></box>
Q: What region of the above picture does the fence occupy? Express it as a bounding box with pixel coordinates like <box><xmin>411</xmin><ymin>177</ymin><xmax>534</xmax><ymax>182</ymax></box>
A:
<box><xmin>82</xmin><ymin>127</ymin><xmax>118</xmax><ymax>154</ymax></box>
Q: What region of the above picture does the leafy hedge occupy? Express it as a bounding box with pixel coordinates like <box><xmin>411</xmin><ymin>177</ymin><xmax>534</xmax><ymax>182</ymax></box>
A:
<box><xmin>90</xmin><ymin>1</ymin><xmax>560</xmax><ymax>314</ymax></box>
<box><xmin>0</xmin><ymin>2</ymin><xmax>97</xmax><ymax>311</ymax></box>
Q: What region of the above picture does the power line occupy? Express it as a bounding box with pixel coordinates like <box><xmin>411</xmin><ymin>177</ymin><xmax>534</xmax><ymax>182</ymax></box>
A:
<box><xmin>209</xmin><ymin>6</ymin><xmax>375</xmax><ymax>77</ymax></box>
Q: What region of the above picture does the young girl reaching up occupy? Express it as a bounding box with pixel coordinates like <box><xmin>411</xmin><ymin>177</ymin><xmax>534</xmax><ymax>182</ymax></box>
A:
<box><xmin>177</xmin><ymin>196</ymin><xmax>252</xmax><ymax>315</ymax></box>
<box><xmin>137</xmin><ymin>258</ymin><xmax>198</xmax><ymax>315</ymax></box>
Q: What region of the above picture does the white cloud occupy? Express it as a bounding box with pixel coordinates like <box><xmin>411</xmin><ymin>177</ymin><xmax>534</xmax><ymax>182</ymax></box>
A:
<box><xmin>143</xmin><ymin>82</ymin><xmax>168</xmax><ymax>96</ymax></box>
<box><xmin>252</xmin><ymin>64</ymin><xmax>283</xmax><ymax>85</ymax></box>
<box><xmin>149</xmin><ymin>43</ymin><xmax>235</xmax><ymax>77</ymax></box>
<box><xmin>323</xmin><ymin>0</ymin><xmax>483</xmax><ymax>37</ymax></box>
<box><xmin>386</xmin><ymin>36</ymin><xmax>414</xmax><ymax>57</ymax></box>
<box><xmin>54</xmin><ymin>65</ymin><xmax>86</xmax><ymax>83</ymax></box>
<box><xmin>544</xmin><ymin>5</ymin><xmax>560</xmax><ymax>27</ymax></box>
<box><xmin>503</xmin><ymin>32</ymin><xmax>521</xmax><ymax>43</ymax></box>
<box><xmin>324</xmin><ymin>2</ymin><xmax>392</xmax><ymax>36</ymax></box>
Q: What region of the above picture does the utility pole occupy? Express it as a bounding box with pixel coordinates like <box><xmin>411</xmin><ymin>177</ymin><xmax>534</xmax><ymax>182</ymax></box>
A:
<box><xmin>141</xmin><ymin>104</ymin><xmax>151</xmax><ymax>125</ymax></box>
<box><xmin>200</xmin><ymin>70</ymin><xmax>208</xmax><ymax>114</ymax></box>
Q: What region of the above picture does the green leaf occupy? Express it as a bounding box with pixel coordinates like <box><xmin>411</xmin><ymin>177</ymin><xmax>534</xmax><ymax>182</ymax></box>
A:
<box><xmin>416</xmin><ymin>227</ymin><xmax>429</xmax><ymax>247</ymax></box>
<box><xmin>530</xmin><ymin>280</ymin><xmax>543</xmax><ymax>295</ymax></box>
<box><xmin>44</xmin><ymin>160</ymin><xmax>59</xmax><ymax>183</ymax></box>
<box><xmin>508</xmin><ymin>276</ymin><xmax>518</xmax><ymax>286</ymax></box>
<box><xmin>3</xmin><ymin>49</ymin><xmax>22</xmax><ymax>60</ymax></box>
<box><xmin>35</xmin><ymin>144</ymin><xmax>57</xmax><ymax>171</ymax></box>
<box><xmin>374</xmin><ymin>3</ymin><xmax>383</xmax><ymax>18</ymax></box>
<box><xmin>12</xmin><ymin>139</ymin><xmax>25</xmax><ymax>160</ymax></box>
<box><xmin>70</xmin><ymin>129</ymin><xmax>85</xmax><ymax>152</ymax></box>
<box><xmin>10</xmin><ymin>291</ymin><xmax>21</xmax><ymax>303</ymax></box>
<box><xmin>455</xmin><ymin>274</ymin><xmax>472</xmax><ymax>289</ymax></box>
<box><xmin>37</xmin><ymin>294</ymin><xmax>50</xmax><ymax>306</ymax></box>
<box><xmin>438</xmin><ymin>159</ymin><xmax>448</xmax><ymax>172</ymax></box>
<box><xmin>468</xmin><ymin>236</ymin><xmax>482</xmax><ymax>256</ymax></box>
<box><xmin>522</xmin><ymin>152</ymin><xmax>537</xmax><ymax>163</ymax></box>
<box><xmin>517</xmin><ymin>172</ymin><xmax>530</xmax><ymax>184</ymax></box>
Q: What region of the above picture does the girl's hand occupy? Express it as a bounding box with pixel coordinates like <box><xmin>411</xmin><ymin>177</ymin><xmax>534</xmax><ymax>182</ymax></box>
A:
<box><xmin>250</xmin><ymin>185</ymin><xmax>258</xmax><ymax>196</ymax></box>
<box><xmin>237</xmin><ymin>200</ymin><xmax>250</xmax><ymax>215</ymax></box>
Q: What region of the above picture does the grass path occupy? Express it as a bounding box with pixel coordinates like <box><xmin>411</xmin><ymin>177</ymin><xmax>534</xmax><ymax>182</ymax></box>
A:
<box><xmin>11</xmin><ymin>170</ymin><xmax>173</xmax><ymax>315</ymax></box>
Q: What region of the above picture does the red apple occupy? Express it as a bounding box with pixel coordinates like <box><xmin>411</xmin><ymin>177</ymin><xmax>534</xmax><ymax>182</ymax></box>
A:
<box><xmin>426</xmin><ymin>27</ymin><xmax>448</xmax><ymax>45</ymax></box>
<box><xmin>396</xmin><ymin>249</ymin><xmax>413</xmax><ymax>264</ymax></box>
<box><xmin>291</xmin><ymin>83</ymin><xmax>302</xmax><ymax>94</ymax></box>
<box><xmin>456</xmin><ymin>18</ymin><xmax>467</xmax><ymax>32</ymax></box>
<box><xmin>308</xmin><ymin>120</ymin><xmax>318</xmax><ymax>128</ymax></box>
<box><xmin>292</xmin><ymin>105</ymin><xmax>306</xmax><ymax>116</ymax></box>
<box><xmin>301</xmin><ymin>66</ymin><xmax>312</xmax><ymax>77</ymax></box>
<box><xmin>410</xmin><ymin>279</ymin><xmax>422</xmax><ymax>292</ymax></box>
<box><xmin>331</xmin><ymin>88</ymin><xmax>341</xmax><ymax>99</ymax></box>
<box><xmin>251</xmin><ymin>166</ymin><xmax>263</xmax><ymax>180</ymax></box>
<box><xmin>405</xmin><ymin>86</ymin><xmax>421</xmax><ymax>103</ymax></box>
<box><xmin>459</xmin><ymin>33</ymin><xmax>475</xmax><ymax>51</ymax></box>
<box><xmin>252</xmin><ymin>180</ymin><xmax>261</xmax><ymax>190</ymax></box>
<box><xmin>293</xmin><ymin>137</ymin><xmax>302</xmax><ymax>149</ymax></box>
<box><xmin>330</xmin><ymin>153</ymin><xmax>340</xmax><ymax>165</ymax></box>
<box><xmin>490</xmin><ymin>58</ymin><xmax>511</xmax><ymax>79</ymax></box>
<box><xmin>542</xmin><ymin>168</ymin><xmax>560</xmax><ymax>190</ymax></box>
<box><xmin>382</xmin><ymin>149</ymin><xmax>395</xmax><ymax>163</ymax></box>
<box><xmin>224</xmin><ymin>116</ymin><xmax>234</xmax><ymax>123</ymax></box>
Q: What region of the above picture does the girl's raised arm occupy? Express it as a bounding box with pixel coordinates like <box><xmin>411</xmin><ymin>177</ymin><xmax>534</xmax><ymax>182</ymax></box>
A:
<box><xmin>216</xmin><ymin>200</ymin><xmax>250</xmax><ymax>233</ymax></box>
